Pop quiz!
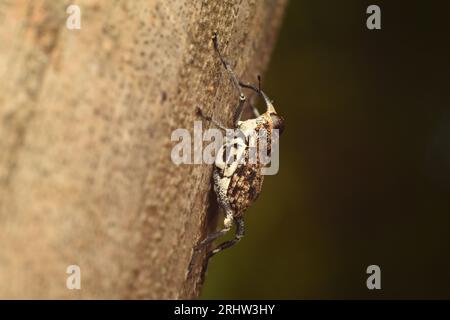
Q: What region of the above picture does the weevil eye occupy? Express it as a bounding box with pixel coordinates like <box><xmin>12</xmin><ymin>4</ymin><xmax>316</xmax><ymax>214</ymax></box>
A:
<box><xmin>270</xmin><ymin>113</ymin><xmax>285</xmax><ymax>135</ymax></box>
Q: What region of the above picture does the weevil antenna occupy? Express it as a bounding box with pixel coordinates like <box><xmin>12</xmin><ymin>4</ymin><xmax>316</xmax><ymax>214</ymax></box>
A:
<box><xmin>239</xmin><ymin>77</ymin><xmax>276</xmax><ymax>113</ymax></box>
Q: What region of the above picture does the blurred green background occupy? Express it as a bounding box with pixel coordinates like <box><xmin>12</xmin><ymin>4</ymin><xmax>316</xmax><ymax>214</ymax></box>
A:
<box><xmin>201</xmin><ymin>0</ymin><xmax>450</xmax><ymax>299</ymax></box>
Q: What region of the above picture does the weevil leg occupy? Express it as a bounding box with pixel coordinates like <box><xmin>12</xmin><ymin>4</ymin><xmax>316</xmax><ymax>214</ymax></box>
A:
<box><xmin>212</xmin><ymin>32</ymin><xmax>242</xmax><ymax>95</ymax></box>
<box><xmin>239</xmin><ymin>81</ymin><xmax>258</xmax><ymax>92</ymax></box>
<box><xmin>239</xmin><ymin>75</ymin><xmax>262</xmax><ymax>93</ymax></box>
<box><xmin>239</xmin><ymin>76</ymin><xmax>263</xmax><ymax>117</ymax></box>
<box><xmin>188</xmin><ymin>210</ymin><xmax>234</xmax><ymax>274</ymax></box>
<box><xmin>195</xmin><ymin>213</ymin><xmax>233</xmax><ymax>249</ymax></box>
<box><xmin>212</xmin><ymin>32</ymin><xmax>247</xmax><ymax>128</ymax></box>
<box><xmin>188</xmin><ymin>170</ymin><xmax>235</xmax><ymax>274</ymax></box>
<box><xmin>199</xmin><ymin>217</ymin><xmax>245</xmax><ymax>283</ymax></box>
<box><xmin>240</xmin><ymin>78</ymin><xmax>274</xmax><ymax>114</ymax></box>
<box><xmin>196</xmin><ymin>107</ymin><xmax>227</xmax><ymax>131</ymax></box>
<box><xmin>209</xmin><ymin>217</ymin><xmax>244</xmax><ymax>257</ymax></box>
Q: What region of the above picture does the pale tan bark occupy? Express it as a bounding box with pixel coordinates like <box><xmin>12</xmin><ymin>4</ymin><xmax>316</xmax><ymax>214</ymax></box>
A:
<box><xmin>0</xmin><ymin>0</ymin><xmax>286</xmax><ymax>299</ymax></box>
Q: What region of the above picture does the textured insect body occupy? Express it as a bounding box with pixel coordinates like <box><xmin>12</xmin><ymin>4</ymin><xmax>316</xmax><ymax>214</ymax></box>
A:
<box><xmin>215</xmin><ymin>121</ymin><xmax>265</xmax><ymax>215</ymax></box>
<box><xmin>190</xmin><ymin>32</ymin><xmax>284</xmax><ymax>280</ymax></box>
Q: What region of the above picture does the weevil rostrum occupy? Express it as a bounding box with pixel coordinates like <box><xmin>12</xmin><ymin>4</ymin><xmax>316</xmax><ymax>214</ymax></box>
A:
<box><xmin>189</xmin><ymin>32</ymin><xmax>285</xmax><ymax>280</ymax></box>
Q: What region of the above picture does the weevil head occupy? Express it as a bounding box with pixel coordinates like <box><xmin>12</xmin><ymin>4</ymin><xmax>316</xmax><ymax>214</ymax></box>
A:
<box><xmin>261</xmin><ymin>91</ymin><xmax>285</xmax><ymax>135</ymax></box>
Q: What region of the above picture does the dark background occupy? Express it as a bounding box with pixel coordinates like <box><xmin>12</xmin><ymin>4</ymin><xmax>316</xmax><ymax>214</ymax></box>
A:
<box><xmin>202</xmin><ymin>0</ymin><xmax>450</xmax><ymax>299</ymax></box>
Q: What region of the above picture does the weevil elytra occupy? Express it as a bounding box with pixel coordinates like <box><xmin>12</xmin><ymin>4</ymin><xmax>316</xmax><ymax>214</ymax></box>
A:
<box><xmin>190</xmin><ymin>32</ymin><xmax>285</xmax><ymax>280</ymax></box>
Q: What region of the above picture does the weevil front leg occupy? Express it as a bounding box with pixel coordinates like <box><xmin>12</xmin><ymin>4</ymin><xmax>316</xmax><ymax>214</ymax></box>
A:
<box><xmin>212</xmin><ymin>32</ymin><xmax>247</xmax><ymax>128</ymax></box>
<box><xmin>196</xmin><ymin>107</ymin><xmax>227</xmax><ymax>131</ymax></box>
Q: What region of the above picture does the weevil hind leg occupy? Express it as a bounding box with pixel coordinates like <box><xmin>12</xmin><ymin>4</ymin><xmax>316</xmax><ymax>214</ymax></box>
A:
<box><xmin>188</xmin><ymin>212</ymin><xmax>233</xmax><ymax>274</ymax></box>
<box><xmin>209</xmin><ymin>217</ymin><xmax>244</xmax><ymax>257</ymax></box>
<box><xmin>194</xmin><ymin>212</ymin><xmax>233</xmax><ymax>250</ymax></box>
<box><xmin>188</xmin><ymin>170</ymin><xmax>234</xmax><ymax>274</ymax></box>
<box><xmin>199</xmin><ymin>217</ymin><xmax>245</xmax><ymax>284</ymax></box>
<box><xmin>195</xmin><ymin>166</ymin><xmax>245</xmax><ymax>281</ymax></box>
<box><xmin>188</xmin><ymin>210</ymin><xmax>234</xmax><ymax>276</ymax></box>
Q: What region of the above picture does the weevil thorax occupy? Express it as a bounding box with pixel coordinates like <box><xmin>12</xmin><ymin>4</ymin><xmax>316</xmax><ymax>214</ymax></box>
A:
<box><xmin>214</xmin><ymin>90</ymin><xmax>284</xmax><ymax>174</ymax></box>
